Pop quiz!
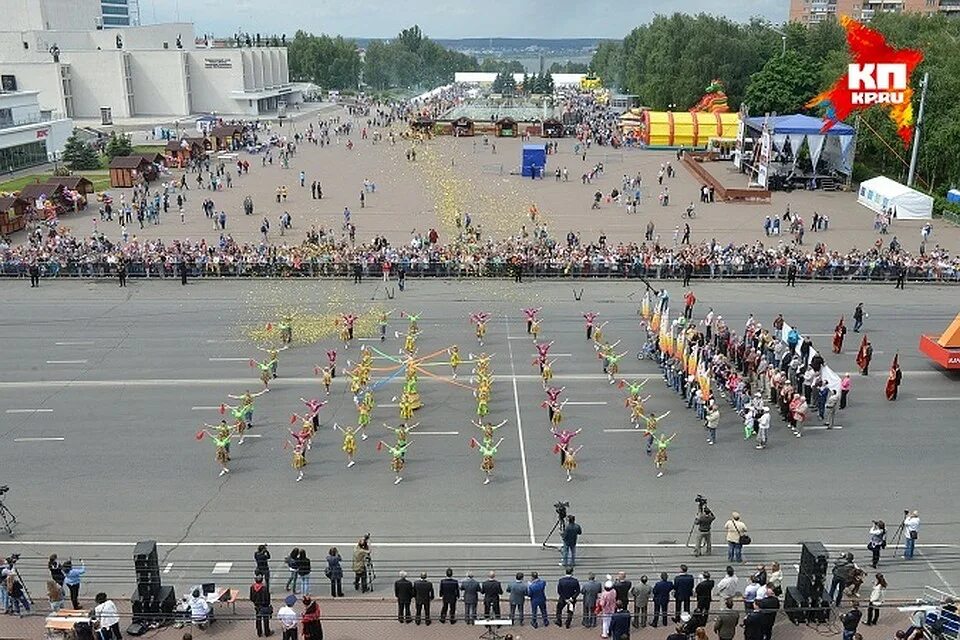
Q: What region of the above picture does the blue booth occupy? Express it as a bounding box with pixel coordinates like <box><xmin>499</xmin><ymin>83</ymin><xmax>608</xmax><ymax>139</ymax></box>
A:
<box><xmin>522</xmin><ymin>144</ymin><xmax>546</xmax><ymax>178</ymax></box>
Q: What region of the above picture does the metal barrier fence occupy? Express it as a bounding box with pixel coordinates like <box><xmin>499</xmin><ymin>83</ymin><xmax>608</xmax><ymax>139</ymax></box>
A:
<box><xmin>3</xmin><ymin>260</ymin><xmax>959</xmax><ymax>282</ymax></box>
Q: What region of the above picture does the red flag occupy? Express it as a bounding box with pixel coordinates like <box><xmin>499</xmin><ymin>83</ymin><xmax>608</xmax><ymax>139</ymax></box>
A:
<box><xmin>855</xmin><ymin>335</ymin><xmax>869</xmax><ymax>371</ymax></box>
<box><xmin>553</xmin><ymin>443</ymin><xmax>561</xmax><ymax>454</ymax></box>
<box><xmin>469</xmin><ymin>438</ymin><xmax>478</xmax><ymax>448</ymax></box>
<box><xmin>885</xmin><ymin>353</ymin><xmax>900</xmax><ymax>400</ymax></box>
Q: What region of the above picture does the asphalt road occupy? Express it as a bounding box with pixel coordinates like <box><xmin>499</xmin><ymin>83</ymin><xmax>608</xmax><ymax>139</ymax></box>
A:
<box><xmin>0</xmin><ymin>278</ymin><xmax>957</xmax><ymax>602</ymax></box>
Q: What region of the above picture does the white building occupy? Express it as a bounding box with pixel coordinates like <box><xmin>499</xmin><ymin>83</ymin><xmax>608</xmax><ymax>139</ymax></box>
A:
<box><xmin>0</xmin><ymin>0</ymin><xmax>300</xmax><ymax>121</ymax></box>
<box><xmin>0</xmin><ymin>90</ymin><xmax>73</xmax><ymax>173</ymax></box>
<box><xmin>101</xmin><ymin>0</ymin><xmax>140</xmax><ymax>28</ymax></box>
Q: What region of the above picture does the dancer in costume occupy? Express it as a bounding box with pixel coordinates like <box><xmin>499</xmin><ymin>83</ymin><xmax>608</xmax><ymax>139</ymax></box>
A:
<box><xmin>559</xmin><ymin>444</ymin><xmax>582</xmax><ymax>482</ymax></box>
<box><xmin>250</xmin><ymin>357</ymin><xmax>278</xmax><ymax>389</ymax></box>
<box><xmin>470</xmin><ymin>311</ymin><xmax>490</xmax><ymax>347</ymax></box>
<box><xmin>543</xmin><ymin>386</ymin><xmax>565</xmax><ymax>422</ymax></box>
<box><xmin>551</xmin><ymin>427</ymin><xmax>582</xmax><ymax>467</ymax></box>
<box><xmin>652</xmin><ymin>433</ymin><xmax>677</xmax><ymax>477</ymax></box>
<box><xmin>403</xmin><ymin>329</ymin><xmax>421</xmax><ymax>355</ymax></box>
<box><xmin>326</xmin><ymin>350</ymin><xmax>337</xmax><ymax>378</ymax></box>
<box><xmin>626</xmin><ymin>395</ymin><xmax>652</xmax><ymax>426</ymax></box>
<box><xmin>530</xmin><ymin>316</ymin><xmax>542</xmax><ymax>341</ymax></box>
<box><xmin>378</xmin><ymin>440</ymin><xmax>411</xmax><ymax>484</ymax></box>
<box><xmin>289</xmin><ymin>442</ymin><xmax>307</xmax><ymax>482</ymax></box>
<box><xmin>300</xmin><ymin>397</ymin><xmax>328</xmax><ymax>431</ymax></box>
<box><xmin>357</xmin><ymin>401</ymin><xmax>372</xmax><ymax>431</ymax></box>
<box><xmin>592</xmin><ymin>321</ymin><xmax>609</xmax><ymax>349</ymax></box>
<box><xmin>604</xmin><ymin>350</ymin><xmax>629</xmax><ymax>384</ymax></box>
<box><xmin>583</xmin><ymin>311</ymin><xmax>599</xmax><ymax>340</ymax></box>
<box><xmin>448</xmin><ymin>345</ymin><xmax>462</xmax><ymax>378</ymax></box>
<box><xmin>540</xmin><ymin>358</ymin><xmax>555</xmax><ymax>388</ymax></box>
<box><xmin>289</xmin><ymin>417</ymin><xmax>314</xmax><ymax>451</ymax></box>
<box><xmin>316</xmin><ymin>365</ymin><xmax>333</xmax><ymax>394</ymax></box>
<box><xmin>641</xmin><ymin>411</ymin><xmax>671</xmax><ymax>452</ymax></box>
<box><xmin>470</xmin><ymin>437</ymin><xmax>505</xmax><ymax>485</ymax></box>
<box><xmin>548</xmin><ymin>399</ymin><xmax>569</xmax><ymax>425</ymax></box>
<box><xmin>403</xmin><ymin>311</ymin><xmax>421</xmax><ymax>333</ymax></box>
<box><xmin>473</xmin><ymin>419</ymin><xmax>507</xmax><ymax>445</ymax></box>
<box><xmin>533</xmin><ymin>341</ymin><xmax>554</xmax><ymax>372</ymax></box>
<box><xmin>256</xmin><ymin>344</ymin><xmax>289</xmax><ymax>378</ymax></box>
<box><xmin>197</xmin><ymin>421</ymin><xmax>234</xmax><ymax>476</ymax></box>
<box><xmin>225</xmin><ymin>388</ymin><xmax>268</xmax><ymax>442</ymax></box>
<box><xmin>384</xmin><ymin>422</ymin><xmax>419</xmax><ymax>447</ymax></box>
<box><xmin>621</xmin><ymin>379</ymin><xmax>648</xmax><ymax>400</ymax></box>
<box><xmin>522</xmin><ymin>307</ymin><xmax>542</xmax><ymax>334</ymax></box>
<box><xmin>832</xmin><ymin>316</ymin><xmax>846</xmax><ymax>354</ymax></box>
<box><xmin>278</xmin><ymin>314</ymin><xmax>293</xmax><ymax>344</ymax></box>
<box><xmin>341</xmin><ymin>313</ymin><xmax>359</xmax><ymax>346</ymax></box>
<box><xmin>335</xmin><ymin>422</ymin><xmax>367</xmax><ymax>467</ymax></box>
<box><xmin>378</xmin><ymin>308</ymin><xmax>395</xmax><ymax>342</ymax></box>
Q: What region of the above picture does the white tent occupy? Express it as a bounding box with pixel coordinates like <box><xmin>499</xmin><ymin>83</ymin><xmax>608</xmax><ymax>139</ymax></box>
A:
<box><xmin>857</xmin><ymin>175</ymin><xmax>933</xmax><ymax>220</ymax></box>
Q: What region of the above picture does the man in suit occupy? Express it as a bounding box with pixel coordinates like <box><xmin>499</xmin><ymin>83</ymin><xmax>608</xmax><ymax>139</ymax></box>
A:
<box><xmin>652</xmin><ymin>572</ymin><xmax>674</xmax><ymax>628</ymax></box>
<box><xmin>755</xmin><ymin>584</ymin><xmax>780</xmax><ymax>640</ymax></box>
<box><xmin>481</xmin><ymin>571</ymin><xmax>502</xmax><ymax>619</ymax></box>
<box><xmin>743</xmin><ymin>608</ymin><xmax>765</xmax><ymax>640</ymax></box>
<box><xmin>460</xmin><ymin>572</ymin><xmax>480</xmax><ymax>624</ymax></box>
<box><xmin>631</xmin><ymin>575</ymin><xmax>651</xmax><ymax>629</ymax></box>
<box><xmin>527</xmin><ymin>572</ymin><xmax>548</xmax><ymax>628</ymax></box>
<box><xmin>413</xmin><ymin>571</ymin><xmax>434</xmax><ymax>625</ymax></box>
<box><xmin>394</xmin><ymin>571</ymin><xmax>414</xmax><ymax>623</ymax></box>
<box><xmin>695</xmin><ymin>571</ymin><xmax>715</xmax><ymax>613</ymax></box>
<box><xmin>580</xmin><ymin>572</ymin><xmax>602</xmax><ymax>628</ymax></box>
<box><xmin>556</xmin><ymin>567</ymin><xmax>580</xmax><ymax>629</ymax></box>
<box><xmin>673</xmin><ymin>565</ymin><xmax>695</xmax><ymax>618</ymax></box>
<box><xmin>610</xmin><ymin>601</ymin><xmax>632</xmax><ymax>640</ymax></box>
<box><xmin>507</xmin><ymin>572</ymin><xmax>527</xmax><ymax>626</ymax></box>
<box><xmin>439</xmin><ymin>568</ymin><xmax>460</xmax><ymax>624</ymax></box>
<box><xmin>614</xmin><ymin>572</ymin><xmax>632</xmax><ymax>610</ymax></box>
<box><xmin>713</xmin><ymin>598</ymin><xmax>740</xmax><ymax>640</ymax></box>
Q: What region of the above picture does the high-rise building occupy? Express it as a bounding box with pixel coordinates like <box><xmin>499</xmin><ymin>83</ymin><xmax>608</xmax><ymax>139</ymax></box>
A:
<box><xmin>101</xmin><ymin>0</ymin><xmax>140</xmax><ymax>28</ymax></box>
<box><xmin>788</xmin><ymin>0</ymin><xmax>952</xmax><ymax>24</ymax></box>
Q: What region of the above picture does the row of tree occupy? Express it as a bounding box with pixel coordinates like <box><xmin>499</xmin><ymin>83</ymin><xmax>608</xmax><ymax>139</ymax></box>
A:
<box><xmin>491</xmin><ymin>72</ymin><xmax>555</xmax><ymax>96</ymax></box>
<box><xmin>591</xmin><ymin>13</ymin><xmax>960</xmax><ymax>194</ymax></box>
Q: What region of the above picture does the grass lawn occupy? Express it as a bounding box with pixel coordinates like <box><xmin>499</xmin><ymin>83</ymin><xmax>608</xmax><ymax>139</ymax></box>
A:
<box><xmin>0</xmin><ymin>171</ymin><xmax>112</xmax><ymax>194</ymax></box>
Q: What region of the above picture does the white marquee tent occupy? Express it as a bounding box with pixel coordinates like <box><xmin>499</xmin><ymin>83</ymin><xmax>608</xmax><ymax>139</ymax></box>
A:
<box><xmin>857</xmin><ymin>175</ymin><xmax>933</xmax><ymax>220</ymax></box>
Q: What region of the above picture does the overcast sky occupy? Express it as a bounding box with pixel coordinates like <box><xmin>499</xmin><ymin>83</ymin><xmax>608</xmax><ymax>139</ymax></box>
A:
<box><xmin>142</xmin><ymin>0</ymin><xmax>787</xmax><ymax>39</ymax></box>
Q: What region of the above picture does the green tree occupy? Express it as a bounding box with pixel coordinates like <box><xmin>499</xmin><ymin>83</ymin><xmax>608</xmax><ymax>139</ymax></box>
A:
<box><xmin>743</xmin><ymin>50</ymin><xmax>817</xmax><ymax>115</ymax></box>
<box><xmin>397</xmin><ymin>25</ymin><xmax>423</xmax><ymax>55</ymax></box>
<box><xmin>105</xmin><ymin>132</ymin><xmax>132</xmax><ymax>159</ymax></box>
<box><xmin>61</xmin><ymin>132</ymin><xmax>100</xmax><ymax>170</ymax></box>
<box><xmin>363</xmin><ymin>40</ymin><xmax>392</xmax><ymax>91</ymax></box>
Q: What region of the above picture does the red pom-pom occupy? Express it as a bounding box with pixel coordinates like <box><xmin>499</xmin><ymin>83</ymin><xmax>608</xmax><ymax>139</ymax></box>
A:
<box><xmin>249</xmin><ymin>359</ymin><xmax>255</xmax><ymax>367</ymax></box>
<box><xmin>469</xmin><ymin>438</ymin><xmax>478</xmax><ymax>449</ymax></box>
<box><xmin>290</xmin><ymin>414</ymin><xmax>298</xmax><ymax>424</ymax></box>
<box><xmin>617</xmin><ymin>380</ymin><xmax>625</xmax><ymax>389</ymax></box>
<box><xmin>376</xmin><ymin>441</ymin><xmax>383</xmax><ymax>451</ymax></box>
<box><xmin>553</xmin><ymin>444</ymin><xmax>561</xmax><ymax>454</ymax></box>
<box><xmin>219</xmin><ymin>404</ymin><xmax>226</xmax><ymax>415</ymax></box>
<box><xmin>195</xmin><ymin>430</ymin><xmax>205</xmax><ymax>440</ymax></box>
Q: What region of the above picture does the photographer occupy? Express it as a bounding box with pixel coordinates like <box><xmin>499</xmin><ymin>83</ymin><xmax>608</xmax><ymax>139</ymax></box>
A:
<box><xmin>693</xmin><ymin>504</ymin><xmax>715</xmax><ymax>557</ymax></box>
<box><xmin>561</xmin><ymin>515</ymin><xmax>582</xmax><ymax>567</ymax></box>
<box><xmin>903</xmin><ymin>510</ymin><xmax>920</xmax><ymax>560</ymax></box>
<box><xmin>867</xmin><ymin>521</ymin><xmax>886</xmax><ymax>568</ymax></box>
<box><xmin>353</xmin><ymin>536</ymin><xmax>371</xmax><ymax>593</ymax></box>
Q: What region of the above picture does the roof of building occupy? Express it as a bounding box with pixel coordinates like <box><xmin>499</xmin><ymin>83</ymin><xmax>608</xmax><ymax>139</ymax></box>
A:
<box><xmin>109</xmin><ymin>155</ymin><xmax>152</xmax><ymax>169</ymax></box>
<box><xmin>45</xmin><ymin>176</ymin><xmax>94</xmax><ymax>191</ymax></box>
<box><xmin>18</xmin><ymin>183</ymin><xmax>64</xmax><ymax>200</ymax></box>
<box><xmin>0</xmin><ymin>195</ymin><xmax>27</xmax><ymax>211</ymax></box>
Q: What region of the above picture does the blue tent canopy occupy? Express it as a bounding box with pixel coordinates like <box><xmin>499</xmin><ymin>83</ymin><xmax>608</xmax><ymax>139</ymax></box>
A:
<box><xmin>745</xmin><ymin>114</ymin><xmax>854</xmax><ymax>136</ymax></box>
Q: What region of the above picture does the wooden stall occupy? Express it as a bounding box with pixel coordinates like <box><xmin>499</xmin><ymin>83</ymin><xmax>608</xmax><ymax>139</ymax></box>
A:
<box><xmin>542</xmin><ymin>118</ymin><xmax>565</xmax><ymax>138</ymax></box>
<box><xmin>109</xmin><ymin>156</ymin><xmax>154</xmax><ymax>188</ymax></box>
<box><xmin>452</xmin><ymin>116</ymin><xmax>475</xmax><ymax>137</ymax></box>
<box><xmin>209</xmin><ymin>125</ymin><xmax>244</xmax><ymax>151</ymax></box>
<box><xmin>495</xmin><ymin>117</ymin><xmax>517</xmax><ymax>137</ymax></box>
<box><xmin>0</xmin><ymin>195</ymin><xmax>28</xmax><ymax>235</ymax></box>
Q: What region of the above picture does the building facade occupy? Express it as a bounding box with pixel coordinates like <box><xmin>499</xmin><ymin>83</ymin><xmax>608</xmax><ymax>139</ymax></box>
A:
<box><xmin>101</xmin><ymin>0</ymin><xmax>140</xmax><ymax>28</ymax></box>
<box><xmin>0</xmin><ymin>90</ymin><xmax>73</xmax><ymax>173</ymax></box>
<box><xmin>0</xmin><ymin>20</ymin><xmax>299</xmax><ymax>120</ymax></box>
<box><xmin>788</xmin><ymin>0</ymin><xmax>957</xmax><ymax>23</ymax></box>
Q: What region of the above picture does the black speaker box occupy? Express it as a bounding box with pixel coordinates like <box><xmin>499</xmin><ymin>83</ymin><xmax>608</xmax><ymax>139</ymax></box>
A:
<box><xmin>131</xmin><ymin>584</ymin><xmax>175</xmax><ymax>622</ymax></box>
<box><xmin>133</xmin><ymin>540</ymin><xmax>159</xmax><ymax>573</ymax></box>
<box><xmin>796</xmin><ymin>573</ymin><xmax>825</xmax><ymax>600</ymax></box>
<box><xmin>799</xmin><ymin>541</ymin><xmax>829</xmax><ymax>577</ymax></box>
<box><xmin>784</xmin><ymin>586</ymin><xmax>805</xmax><ymax>624</ymax></box>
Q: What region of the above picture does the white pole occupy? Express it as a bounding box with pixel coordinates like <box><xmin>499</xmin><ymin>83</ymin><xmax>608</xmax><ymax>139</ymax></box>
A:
<box><xmin>907</xmin><ymin>72</ymin><xmax>928</xmax><ymax>188</ymax></box>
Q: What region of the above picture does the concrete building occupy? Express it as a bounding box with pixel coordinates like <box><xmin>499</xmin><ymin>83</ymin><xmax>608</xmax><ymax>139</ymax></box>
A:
<box><xmin>0</xmin><ymin>0</ymin><xmax>299</xmax><ymax>121</ymax></box>
<box><xmin>101</xmin><ymin>0</ymin><xmax>140</xmax><ymax>28</ymax></box>
<box><xmin>0</xmin><ymin>90</ymin><xmax>73</xmax><ymax>173</ymax></box>
<box><xmin>788</xmin><ymin>0</ymin><xmax>958</xmax><ymax>24</ymax></box>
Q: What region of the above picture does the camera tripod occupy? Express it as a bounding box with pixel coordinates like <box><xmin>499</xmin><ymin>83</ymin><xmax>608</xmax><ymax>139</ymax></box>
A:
<box><xmin>0</xmin><ymin>498</ymin><xmax>17</xmax><ymax>535</ymax></box>
<box><xmin>890</xmin><ymin>510</ymin><xmax>907</xmax><ymax>558</ymax></box>
<box><xmin>685</xmin><ymin>497</ymin><xmax>708</xmax><ymax>548</ymax></box>
<box><xmin>541</xmin><ymin>514</ymin><xmax>566</xmax><ymax>551</ymax></box>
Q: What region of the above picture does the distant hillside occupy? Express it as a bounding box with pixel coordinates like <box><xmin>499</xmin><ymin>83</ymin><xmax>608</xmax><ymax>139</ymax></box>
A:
<box><xmin>353</xmin><ymin>37</ymin><xmax>605</xmax><ymax>53</ymax></box>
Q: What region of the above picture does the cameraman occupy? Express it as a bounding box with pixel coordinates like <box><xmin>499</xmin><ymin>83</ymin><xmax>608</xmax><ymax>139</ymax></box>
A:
<box><xmin>693</xmin><ymin>506</ymin><xmax>715</xmax><ymax>557</ymax></box>
<box><xmin>561</xmin><ymin>515</ymin><xmax>582</xmax><ymax>568</ymax></box>
<box><xmin>352</xmin><ymin>536</ymin><xmax>371</xmax><ymax>593</ymax></box>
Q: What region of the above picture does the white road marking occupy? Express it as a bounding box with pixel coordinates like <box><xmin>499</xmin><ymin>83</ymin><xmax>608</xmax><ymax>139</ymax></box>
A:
<box><xmin>5</xmin><ymin>408</ymin><xmax>53</xmax><ymax>414</ymax></box>
<box><xmin>237</xmin><ymin>434</ymin><xmax>262</xmax><ymax>439</ymax></box>
<box><xmin>567</xmin><ymin>401</ymin><xmax>608</xmax><ymax>406</ymax></box>
<box><xmin>55</xmin><ymin>341</ymin><xmax>95</xmax><ymax>346</ymax></box>
<box><xmin>603</xmin><ymin>429</ymin><xmax>644</xmax><ymax>433</ymax></box>
<box><xmin>917</xmin><ymin>397</ymin><xmax>960</xmax><ymax>401</ymax></box>
<box><xmin>505</xmin><ymin>316</ymin><xmax>536</xmax><ymax>545</ymax></box>
<box><xmin>13</xmin><ymin>437</ymin><xmax>65</xmax><ymax>442</ymax></box>
<box><xmin>46</xmin><ymin>360</ymin><xmax>87</xmax><ymax>364</ymax></box>
<box><xmin>205</xmin><ymin>339</ymin><xmax>244</xmax><ymax>343</ymax></box>
<box><xmin>358</xmin><ymin>337</ymin><xmax>380</xmax><ymax>341</ymax></box>
<box><xmin>191</xmin><ymin>406</ymin><xmax>221</xmax><ymax>411</ymax></box>
<box><xmin>919</xmin><ymin>549</ymin><xmax>955</xmax><ymax>593</ymax></box>
<box><xmin>211</xmin><ymin>562</ymin><xmax>233</xmax><ymax>574</ymax></box>
<box><xmin>380</xmin><ymin>403</ymin><xmax>399</xmax><ymax>408</ymax></box>
<box><xmin>208</xmin><ymin>357</ymin><xmax>249</xmax><ymax>362</ymax></box>
<box><xmin>507</xmin><ymin>337</ymin><xmax>528</xmax><ymax>340</ymax></box>
<box><xmin>414</xmin><ymin>431</ymin><xmax>460</xmax><ymax>436</ymax></box>
<box><xmin>804</xmin><ymin>425</ymin><xmax>844</xmax><ymax>430</ymax></box>
<box><xmin>163</xmin><ymin>563</ymin><xmax>173</xmax><ymax>574</ymax></box>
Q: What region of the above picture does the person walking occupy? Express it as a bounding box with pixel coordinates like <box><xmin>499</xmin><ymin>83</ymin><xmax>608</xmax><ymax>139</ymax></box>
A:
<box><xmin>296</xmin><ymin>550</ymin><xmax>311</xmax><ymax>596</ymax></box>
<box><xmin>394</xmin><ymin>571</ymin><xmax>414</xmax><ymax>624</ymax></box>
<box><xmin>868</xmin><ymin>521</ymin><xmax>887</xmax><ymax>568</ymax></box>
<box><xmin>301</xmin><ymin>596</ymin><xmax>322</xmax><ymax>640</ymax></box>
<box><xmin>674</xmin><ymin>565</ymin><xmax>694</xmax><ymax>618</ymax></box>
<box><xmin>853</xmin><ymin>303</ymin><xmax>865</xmax><ymax>332</ymax></box>
<box><xmin>724</xmin><ymin>512</ymin><xmax>748</xmax><ymax>563</ymax></box>
<box><xmin>285</xmin><ymin>548</ymin><xmax>300</xmax><ymax>593</ymax></box>
<box><xmin>713</xmin><ymin>599</ymin><xmax>739</xmax><ymax>640</ymax></box>
<box><xmin>581</xmin><ymin>572</ymin><xmax>602</xmax><ymax>628</ymax></box>
<box><xmin>325</xmin><ymin>548</ymin><xmax>343</xmax><ymax>598</ymax></box>
<box><xmin>277</xmin><ymin>595</ymin><xmax>299</xmax><ymax>640</ymax></box>
<box><xmin>561</xmin><ymin>515</ymin><xmax>582</xmax><ymax>567</ymax></box>
<box><xmin>507</xmin><ymin>572</ymin><xmax>527</xmax><ymax>626</ymax></box>
<box><xmin>460</xmin><ymin>572</ymin><xmax>480</xmax><ymax>624</ymax></box>
<box><xmin>630</xmin><ymin>575</ymin><xmax>651</xmax><ymax>629</ymax></box>
<box><xmin>866</xmin><ymin>574</ymin><xmax>886</xmax><ymax>626</ymax></box>
<box><xmin>651</xmin><ymin>573</ymin><xmax>672</xmax><ymax>629</ymax></box>
<box><xmin>693</xmin><ymin>507</ymin><xmax>715</xmax><ymax>556</ymax></box>
<box><xmin>439</xmin><ymin>568</ymin><xmax>459</xmax><ymax>624</ymax></box>
<box><xmin>528</xmin><ymin>572</ymin><xmax>549</xmax><ymax>628</ymax></box>
<box><xmin>481</xmin><ymin>571</ymin><xmax>503</xmax><ymax>619</ymax></box>
<box><xmin>556</xmin><ymin>567</ymin><xmax>580</xmax><ymax>629</ymax></box>
<box><xmin>62</xmin><ymin>559</ymin><xmax>86</xmax><ymax>610</ymax></box>
<box><xmin>250</xmin><ymin>574</ymin><xmax>273</xmax><ymax>637</ymax></box>
<box><xmin>903</xmin><ymin>510</ymin><xmax>920</xmax><ymax>559</ymax></box>
<box><xmin>413</xmin><ymin>572</ymin><xmax>434</xmax><ymax>625</ymax></box>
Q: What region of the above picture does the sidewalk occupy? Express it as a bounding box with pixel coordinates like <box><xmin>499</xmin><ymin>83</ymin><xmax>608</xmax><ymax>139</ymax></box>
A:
<box><xmin>2</xmin><ymin>596</ymin><xmax>910</xmax><ymax>640</ymax></box>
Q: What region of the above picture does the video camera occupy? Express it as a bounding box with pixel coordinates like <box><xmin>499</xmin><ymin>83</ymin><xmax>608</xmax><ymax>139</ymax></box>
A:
<box><xmin>0</xmin><ymin>485</ymin><xmax>9</xmax><ymax>496</ymax></box>
<box><xmin>695</xmin><ymin>494</ymin><xmax>708</xmax><ymax>513</ymax></box>
<box><xmin>554</xmin><ymin>501</ymin><xmax>570</xmax><ymax>520</ymax></box>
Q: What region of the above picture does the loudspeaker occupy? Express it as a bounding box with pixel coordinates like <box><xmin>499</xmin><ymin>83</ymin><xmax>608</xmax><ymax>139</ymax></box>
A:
<box><xmin>158</xmin><ymin>585</ymin><xmax>176</xmax><ymax>616</ymax></box>
<box><xmin>796</xmin><ymin>573</ymin><xmax>825</xmax><ymax>600</ymax></box>
<box><xmin>799</xmin><ymin>541</ymin><xmax>829</xmax><ymax>577</ymax></box>
<box><xmin>784</xmin><ymin>586</ymin><xmax>805</xmax><ymax>624</ymax></box>
<box><xmin>131</xmin><ymin>585</ymin><xmax>175</xmax><ymax>622</ymax></box>
<box><xmin>133</xmin><ymin>540</ymin><xmax>159</xmax><ymax>572</ymax></box>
